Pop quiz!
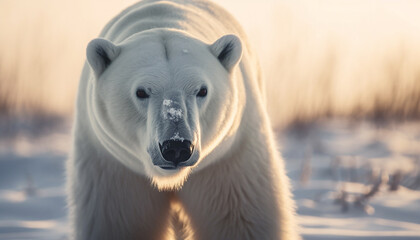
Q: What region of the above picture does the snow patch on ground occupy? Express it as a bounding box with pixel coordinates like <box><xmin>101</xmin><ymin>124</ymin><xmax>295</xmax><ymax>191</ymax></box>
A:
<box><xmin>278</xmin><ymin>119</ymin><xmax>420</xmax><ymax>239</ymax></box>
<box><xmin>1</xmin><ymin>118</ymin><xmax>419</xmax><ymax>239</ymax></box>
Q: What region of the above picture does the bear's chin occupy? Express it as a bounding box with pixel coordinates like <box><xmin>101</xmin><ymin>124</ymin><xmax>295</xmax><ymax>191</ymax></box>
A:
<box><xmin>149</xmin><ymin>166</ymin><xmax>192</xmax><ymax>191</ymax></box>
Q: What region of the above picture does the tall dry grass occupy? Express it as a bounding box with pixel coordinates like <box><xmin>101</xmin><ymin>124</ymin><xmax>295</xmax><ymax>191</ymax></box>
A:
<box><xmin>1</xmin><ymin>0</ymin><xmax>420</xmax><ymax>128</ymax></box>
<box><xmin>260</xmin><ymin>0</ymin><xmax>420</xmax><ymax>127</ymax></box>
<box><xmin>0</xmin><ymin>0</ymin><xmax>126</xmax><ymax>116</ymax></box>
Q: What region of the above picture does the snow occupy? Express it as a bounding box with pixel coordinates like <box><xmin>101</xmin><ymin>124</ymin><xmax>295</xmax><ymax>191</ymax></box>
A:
<box><xmin>0</xmin><ymin>118</ymin><xmax>419</xmax><ymax>239</ymax></box>
<box><xmin>167</xmin><ymin>108</ymin><xmax>182</xmax><ymax>119</ymax></box>
<box><xmin>278</xmin><ymin>119</ymin><xmax>420</xmax><ymax>239</ymax></box>
<box><xmin>162</xmin><ymin>99</ymin><xmax>183</xmax><ymax>121</ymax></box>
<box><xmin>163</xmin><ymin>107</ymin><xmax>183</xmax><ymax>121</ymax></box>
<box><xmin>163</xmin><ymin>99</ymin><xmax>173</xmax><ymax>106</ymax></box>
<box><xmin>170</xmin><ymin>132</ymin><xmax>184</xmax><ymax>142</ymax></box>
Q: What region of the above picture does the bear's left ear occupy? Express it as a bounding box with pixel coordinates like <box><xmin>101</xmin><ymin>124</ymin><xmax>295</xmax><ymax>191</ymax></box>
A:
<box><xmin>86</xmin><ymin>38</ymin><xmax>121</xmax><ymax>78</ymax></box>
<box><xmin>210</xmin><ymin>34</ymin><xmax>242</xmax><ymax>72</ymax></box>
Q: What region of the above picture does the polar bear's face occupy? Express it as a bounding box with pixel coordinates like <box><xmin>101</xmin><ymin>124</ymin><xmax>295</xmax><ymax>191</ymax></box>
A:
<box><xmin>86</xmin><ymin>30</ymin><xmax>242</xmax><ymax>190</ymax></box>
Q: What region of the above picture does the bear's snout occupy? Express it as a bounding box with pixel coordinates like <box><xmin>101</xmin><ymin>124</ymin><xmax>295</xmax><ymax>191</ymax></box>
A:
<box><xmin>159</xmin><ymin>140</ymin><xmax>194</xmax><ymax>167</ymax></box>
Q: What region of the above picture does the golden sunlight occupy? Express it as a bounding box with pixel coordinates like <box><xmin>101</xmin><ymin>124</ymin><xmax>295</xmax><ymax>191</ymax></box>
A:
<box><xmin>1</xmin><ymin>0</ymin><xmax>420</xmax><ymax>126</ymax></box>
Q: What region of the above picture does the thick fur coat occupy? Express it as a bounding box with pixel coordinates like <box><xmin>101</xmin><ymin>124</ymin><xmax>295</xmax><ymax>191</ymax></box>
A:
<box><xmin>67</xmin><ymin>0</ymin><xmax>299</xmax><ymax>239</ymax></box>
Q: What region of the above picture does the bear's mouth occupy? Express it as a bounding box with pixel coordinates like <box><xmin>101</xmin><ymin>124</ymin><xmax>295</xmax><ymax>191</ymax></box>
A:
<box><xmin>160</xmin><ymin>166</ymin><xmax>177</xmax><ymax>170</ymax></box>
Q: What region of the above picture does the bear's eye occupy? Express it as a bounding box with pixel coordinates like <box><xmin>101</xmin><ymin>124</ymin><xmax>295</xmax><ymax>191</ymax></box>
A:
<box><xmin>197</xmin><ymin>87</ymin><xmax>207</xmax><ymax>97</ymax></box>
<box><xmin>136</xmin><ymin>89</ymin><xmax>149</xmax><ymax>99</ymax></box>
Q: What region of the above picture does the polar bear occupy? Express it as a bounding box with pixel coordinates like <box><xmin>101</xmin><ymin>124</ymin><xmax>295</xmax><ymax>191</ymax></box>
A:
<box><xmin>67</xmin><ymin>0</ymin><xmax>299</xmax><ymax>239</ymax></box>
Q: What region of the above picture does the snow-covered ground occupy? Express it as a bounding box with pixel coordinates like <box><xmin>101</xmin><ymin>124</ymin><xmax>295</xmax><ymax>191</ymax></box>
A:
<box><xmin>0</xmin><ymin>118</ymin><xmax>70</xmax><ymax>240</ymax></box>
<box><xmin>0</xmin><ymin>118</ymin><xmax>419</xmax><ymax>239</ymax></box>
<box><xmin>278</xmin><ymin>120</ymin><xmax>420</xmax><ymax>240</ymax></box>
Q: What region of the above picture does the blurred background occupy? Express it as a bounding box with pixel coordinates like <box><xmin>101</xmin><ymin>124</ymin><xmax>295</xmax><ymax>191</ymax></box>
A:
<box><xmin>1</xmin><ymin>0</ymin><xmax>419</xmax><ymax>239</ymax></box>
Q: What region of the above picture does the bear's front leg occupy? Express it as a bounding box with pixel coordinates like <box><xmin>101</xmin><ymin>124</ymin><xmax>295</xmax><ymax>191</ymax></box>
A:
<box><xmin>177</xmin><ymin>149</ymin><xmax>298</xmax><ymax>240</ymax></box>
<box><xmin>68</xmin><ymin>155</ymin><xmax>172</xmax><ymax>240</ymax></box>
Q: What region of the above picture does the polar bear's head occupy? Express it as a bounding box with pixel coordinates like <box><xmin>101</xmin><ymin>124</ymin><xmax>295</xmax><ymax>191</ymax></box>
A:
<box><xmin>86</xmin><ymin>30</ymin><xmax>243</xmax><ymax>190</ymax></box>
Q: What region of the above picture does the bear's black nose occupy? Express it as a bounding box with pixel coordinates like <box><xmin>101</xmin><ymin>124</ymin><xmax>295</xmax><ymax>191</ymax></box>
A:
<box><xmin>159</xmin><ymin>140</ymin><xmax>193</xmax><ymax>165</ymax></box>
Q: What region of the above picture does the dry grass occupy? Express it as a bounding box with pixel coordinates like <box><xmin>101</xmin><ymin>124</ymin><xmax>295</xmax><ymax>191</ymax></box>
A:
<box><xmin>0</xmin><ymin>0</ymin><xmax>124</xmax><ymax>116</ymax></box>
<box><xmin>329</xmin><ymin>156</ymin><xmax>420</xmax><ymax>214</ymax></box>
<box><xmin>263</xmin><ymin>0</ymin><xmax>420</xmax><ymax>127</ymax></box>
<box><xmin>1</xmin><ymin>0</ymin><xmax>420</xmax><ymax>128</ymax></box>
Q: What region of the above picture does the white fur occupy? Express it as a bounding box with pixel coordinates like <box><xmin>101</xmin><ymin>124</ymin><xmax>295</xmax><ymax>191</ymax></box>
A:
<box><xmin>67</xmin><ymin>0</ymin><xmax>300</xmax><ymax>239</ymax></box>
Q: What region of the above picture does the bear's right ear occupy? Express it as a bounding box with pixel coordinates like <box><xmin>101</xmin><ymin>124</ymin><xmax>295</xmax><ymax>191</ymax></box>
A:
<box><xmin>86</xmin><ymin>38</ymin><xmax>121</xmax><ymax>78</ymax></box>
